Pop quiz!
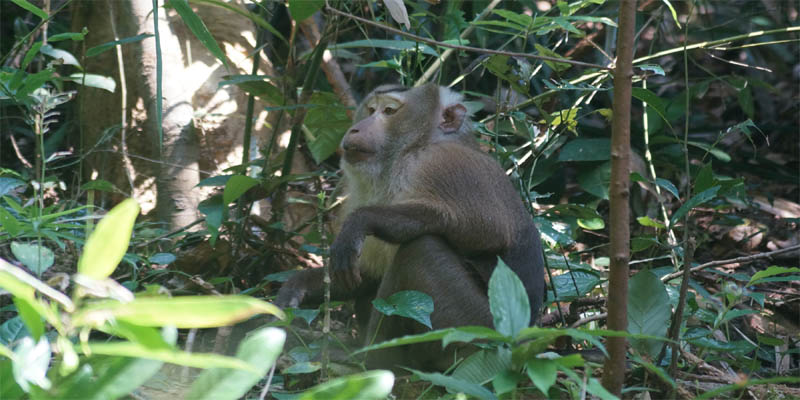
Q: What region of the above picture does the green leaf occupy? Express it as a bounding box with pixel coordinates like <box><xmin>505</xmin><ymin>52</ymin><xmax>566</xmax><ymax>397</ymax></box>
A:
<box><xmin>288</xmin><ymin>0</ymin><xmax>324</xmax><ymax>21</ymax></box>
<box><xmin>0</xmin><ymin>317</ymin><xmax>30</xmax><ymax>346</ymax></box>
<box><xmin>10</xmin><ymin>0</ymin><xmax>48</xmax><ymax>20</ymax></box>
<box><xmin>492</xmin><ymin>370</ymin><xmax>523</xmax><ymax>395</ymax></box>
<box><xmin>220</xmin><ymin>75</ymin><xmax>283</xmax><ymax>104</ymax></box>
<box><xmin>12</xmin><ymin>297</ymin><xmax>43</xmax><ymax>341</ymax></box>
<box><xmin>84</xmin><ymin>341</ymin><xmax>257</xmax><ymax>372</ymax></box>
<box><xmin>80</xmin><ymin>179</ymin><xmax>116</xmax><ymax>192</ymax></box>
<box><xmin>578</xmin><ymin>161</ymin><xmax>611</xmax><ymax>199</ymax></box>
<box><xmin>299</xmin><ymin>370</ymin><xmax>394</xmax><ymax>400</ymax></box>
<box><xmin>548</xmin><ymin>270</ymin><xmax>601</xmax><ymax>302</ymax></box>
<box><xmin>694</xmin><ymin>163</ymin><xmax>714</xmax><ymax>194</ymax></box>
<box><xmin>637</xmin><ymin>216</ymin><xmax>666</xmax><ymax>229</ymax></box>
<box><xmin>21</xmin><ymin>42</ymin><xmax>43</xmax><ymax>70</ymax></box>
<box><xmin>654</xmin><ymin>178</ymin><xmax>679</xmax><ymax>199</ymax></box>
<box><xmin>488</xmin><ymin>259</ymin><xmax>530</xmax><ymax>338</ymax></box>
<box><xmin>328</xmin><ymin>39</ymin><xmax>437</xmax><ymax>56</ymax></box>
<box><xmin>738</xmin><ymin>85</ymin><xmax>754</xmax><ymax>119</ymax></box>
<box><xmin>75</xmin><ymin>295</ymin><xmax>283</xmax><ymax>328</ymax></box>
<box><xmin>304</xmin><ymin>91</ymin><xmax>352</xmax><ymax>163</ymax></box>
<box><xmin>749</xmin><ymin>266</ymin><xmax>800</xmax><ymax>286</ymax></box>
<box><xmin>78</xmin><ymin>198</ymin><xmax>140</xmax><ymax>279</ymax></box>
<box><xmin>627</xmin><ymin>270</ymin><xmax>670</xmax><ymax>355</ymax></box>
<box><xmin>60</xmin><ymin>357</ymin><xmax>161</xmax><ymax>400</ymax></box>
<box><xmin>483</xmin><ymin>54</ymin><xmax>530</xmax><ymax>94</ymax></box>
<box><xmin>669</xmin><ymin>186</ymin><xmax>720</xmax><ymax>227</ymax></box>
<box><xmin>10</xmin><ymin>242</ymin><xmax>54</xmax><ymax>277</ymax></box>
<box><xmin>632</xmin><ymin>87</ymin><xmax>672</xmax><ymax>131</ymax></box>
<box><xmin>86</xmin><ymin>34</ymin><xmax>153</xmax><ymax>58</ymax></box>
<box><xmin>171</xmin><ymin>0</ymin><xmax>228</xmax><ymax>68</ymax></box>
<box><xmin>187</xmin><ymin>327</ymin><xmax>286</xmax><ymax>400</ymax></box>
<box><xmin>223</xmin><ymin>175</ymin><xmax>259</xmax><ymax>204</ymax></box>
<box><xmin>285</xmin><ymin>361</ymin><xmax>321</xmax><ymax>374</ymax></box>
<box><xmin>190</xmin><ymin>0</ymin><xmax>287</xmax><ymax>43</ymax></box>
<box><xmin>67</xmin><ymin>73</ymin><xmax>116</xmax><ymax>93</ymax></box>
<box><xmin>637</xmin><ymin>64</ymin><xmax>665</xmax><ymax>76</ymax></box>
<box><xmin>526</xmin><ymin>358</ymin><xmax>557</xmax><ymax>395</ymax></box>
<box><xmin>356</xmin><ymin>326</ymin><xmax>506</xmax><ymax>354</ymax></box>
<box><xmin>0</xmin><ymin>208</ymin><xmax>21</xmax><ymax>237</ymax></box>
<box><xmin>408</xmin><ymin>369</ymin><xmax>497</xmax><ymax>400</ymax></box>
<box><xmin>198</xmin><ymin>195</ymin><xmax>225</xmax><ymax>245</ymax></box>
<box><xmin>47</xmin><ymin>29</ymin><xmax>88</xmax><ymax>42</ymax></box>
<box><xmin>40</xmin><ymin>45</ymin><xmax>81</xmax><ymax>68</ymax></box>
<box><xmin>534</xmin><ymin>43</ymin><xmax>571</xmax><ymax>72</ymax></box>
<box><xmin>661</xmin><ymin>0</ymin><xmax>681</xmax><ymax>27</ymax></box>
<box><xmin>452</xmin><ymin>348</ymin><xmax>511</xmax><ymax>385</ymax></box>
<box><xmin>372</xmin><ymin>290</ymin><xmax>433</xmax><ymax>329</ymax></box>
<box><xmin>558</xmin><ymin>139</ymin><xmax>610</xmax><ymax>161</ymax></box>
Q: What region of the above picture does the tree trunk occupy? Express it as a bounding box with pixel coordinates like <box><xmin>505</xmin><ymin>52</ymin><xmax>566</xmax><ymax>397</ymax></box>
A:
<box><xmin>124</xmin><ymin>0</ymin><xmax>200</xmax><ymax>230</ymax></box>
<box><xmin>601</xmin><ymin>0</ymin><xmax>636</xmax><ymax>396</ymax></box>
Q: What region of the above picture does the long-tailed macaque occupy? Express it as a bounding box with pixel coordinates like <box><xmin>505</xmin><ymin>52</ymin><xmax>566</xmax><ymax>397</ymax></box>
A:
<box><xmin>275</xmin><ymin>83</ymin><xmax>544</xmax><ymax>370</ymax></box>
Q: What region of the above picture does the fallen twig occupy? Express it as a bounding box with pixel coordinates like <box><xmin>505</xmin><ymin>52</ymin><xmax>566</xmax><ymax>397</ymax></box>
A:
<box><xmin>661</xmin><ymin>244</ymin><xmax>800</xmax><ymax>283</ymax></box>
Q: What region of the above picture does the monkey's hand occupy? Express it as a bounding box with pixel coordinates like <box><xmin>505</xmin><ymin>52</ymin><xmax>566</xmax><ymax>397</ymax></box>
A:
<box><xmin>330</xmin><ymin>226</ymin><xmax>365</xmax><ymax>291</ymax></box>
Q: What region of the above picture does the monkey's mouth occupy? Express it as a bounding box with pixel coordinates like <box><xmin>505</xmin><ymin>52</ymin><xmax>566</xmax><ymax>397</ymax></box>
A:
<box><xmin>343</xmin><ymin>147</ymin><xmax>375</xmax><ymax>163</ymax></box>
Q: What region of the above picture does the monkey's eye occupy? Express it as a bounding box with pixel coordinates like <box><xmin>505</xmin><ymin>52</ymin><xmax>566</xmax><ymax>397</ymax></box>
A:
<box><xmin>367</xmin><ymin>106</ymin><xmax>376</xmax><ymax>115</ymax></box>
<box><xmin>383</xmin><ymin>106</ymin><xmax>397</xmax><ymax>115</ymax></box>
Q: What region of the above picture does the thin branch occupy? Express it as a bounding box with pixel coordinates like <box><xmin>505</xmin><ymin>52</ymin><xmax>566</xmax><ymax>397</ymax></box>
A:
<box><xmin>414</xmin><ymin>0</ymin><xmax>503</xmax><ymax>86</ymax></box>
<box><xmin>661</xmin><ymin>244</ymin><xmax>800</xmax><ymax>283</ymax></box>
<box><xmin>324</xmin><ymin>5</ymin><xmax>612</xmax><ymax>71</ymax></box>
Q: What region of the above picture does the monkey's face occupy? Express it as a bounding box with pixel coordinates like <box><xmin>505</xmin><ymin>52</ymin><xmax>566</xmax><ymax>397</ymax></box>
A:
<box><xmin>340</xmin><ymin>92</ymin><xmax>405</xmax><ymax>167</ymax></box>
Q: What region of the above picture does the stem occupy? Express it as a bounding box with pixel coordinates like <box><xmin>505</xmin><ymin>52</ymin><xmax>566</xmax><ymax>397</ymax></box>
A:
<box><xmin>667</xmin><ymin>2</ymin><xmax>697</xmax><ymax>380</ymax></box>
<box><xmin>601</xmin><ymin>0</ymin><xmax>636</xmax><ymax>396</ymax></box>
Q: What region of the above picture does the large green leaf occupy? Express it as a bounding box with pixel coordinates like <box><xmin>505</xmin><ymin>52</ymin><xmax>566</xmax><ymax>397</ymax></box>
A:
<box><xmin>86</xmin><ymin>34</ymin><xmax>153</xmax><ymax>58</ymax></box>
<box><xmin>304</xmin><ymin>91</ymin><xmax>352</xmax><ymax>163</ymax></box>
<box><xmin>488</xmin><ymin>259</ymin><xmax>530</xmax><ymax>338</ymax></box>
<box><xmin>186</xmin><ymin>328</ymin><xmax>286</xmax><ymax>400</ymax></box>
<box><xmin>526</xmin><ymin>358</ymin><xmax>557</xmax><ymax>396</ymax></box>
<box><xmin>627</xmin><ymin>270</ymin><xmax>670</xmax><ymax>355</ymax></box>
<box><xmin>10</xmin><ymin>242</ymin><xmax>54</xmax><ymax>277</ymax></box>
<box><xmin>10</xmin><ymin>0</ymin><xmax>47</xmax><ymax>19</ymax></box>
<box><xmin>452</xmin><ymin>348</ymin><xmax>511</xmax><ymax>385</ymax></box>
<box><xmin>223</xmin><ymin>175</ymin><xmax>259</xmax><ymax>204</ymax></box>
<box><xmin>55</xmin><ymin>355</ymin><xmax>162</xmax><ymax>400</ymax></box>
<box><xmin>372</xmin><ymin>290</ymin><xmax>433</xmax><ymax>329</ymax></box>
<box><xmin>669</xmin><ymin>186</ymin><xmax>720</xmax><ymax>227</ymax></box>
<box><xmin>408</xmin><ymin>369</ymin><xmax>496</xmax><ymax>400</ymax></box>
<box><xmin>577</xmin><ymin>161</ymin><xmax>611</xmax><ymax>199</ymax></box>
<box><xmin>78</xmin><ymin>198</ymin><xmax>140</xmax><ymax>279</ymax></box>
<box><xmin>288</xmin><ymin>0</ymin><xmax>324</xmax><ymax>21</ymax></box>
<box><xmin>558</xmin><ymin>139</ymin><xmax>610</xmax><ymax>161</ymax></box>
<box><xmin>83</xmin><ymin>342</ymin><xmax>256</xmax><ymax>372</ymax></box>
<box><xmin>298</xmin><ymin>370</ymin><xmax>394</xmax><ymax>400</ymax></box>
<box><xmin>171</xmin><ymin>0</ymin><xmax>228</xmax><ymax>68</ymax></box>
<box><xmin>74</xmin><ymin>295</ymin><xmax>284</xmax><ymax>328</ymax></box>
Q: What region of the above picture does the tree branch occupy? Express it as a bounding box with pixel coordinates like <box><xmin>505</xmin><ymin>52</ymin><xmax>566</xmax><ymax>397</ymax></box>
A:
<box><xmin>324</xmin><ymin>4</ymin><xmax>612</xmax><ymax>71</ymax></box>
<box><xmin>661</xmin><ymin>244</ymin><xmax>800</xmax><ymax>283</ymax></box>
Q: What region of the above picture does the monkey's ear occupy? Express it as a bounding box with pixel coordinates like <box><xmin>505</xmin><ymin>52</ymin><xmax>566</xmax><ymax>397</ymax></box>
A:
<box><xmin>440</xmin><ymin>103</ymin><xmax>467</xmax><ymax>134</ymax></box>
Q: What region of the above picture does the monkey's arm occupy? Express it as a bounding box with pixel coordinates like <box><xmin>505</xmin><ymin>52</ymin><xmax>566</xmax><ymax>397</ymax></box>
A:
<box><xmin>331</xmin><ymin>202</ymin><xmax>509</xmax><ymax>290</ymax></box>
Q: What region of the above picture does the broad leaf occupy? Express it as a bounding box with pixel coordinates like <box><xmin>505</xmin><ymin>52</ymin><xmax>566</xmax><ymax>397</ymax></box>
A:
<box><xmin>187</xmin><ymin>328</ymin><xmax>286</xmax><ymax>400</ymax></box>
<box><xmin>627</xmin><ymin>270</ymin><xmax>670</xmax><ymax>355</ymax></box>
<box><xmin>488</xmin><ymin>259</ymin><xmax>530</xmax><ymax>338</ymax></box>
<box><xmin>78</xmin><ymin>198</ymin><xmax>140</xmax><ymax>279</ymax></box>
<box><xmin>298</xmin><ymin>370</ymin><xmax>393</xmax><ymax>400</ymax></box>
<box><xmin>372</xmin><ymin>290</ymin><xmax>433</xmax><ymax>329</ymax></box>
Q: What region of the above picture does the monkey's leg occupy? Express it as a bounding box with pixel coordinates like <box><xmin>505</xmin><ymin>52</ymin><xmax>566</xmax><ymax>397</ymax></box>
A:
<box><xmin>363</xmin><ymin>235</ymin><xmax>493</xmax><ymax>371</ymax></box>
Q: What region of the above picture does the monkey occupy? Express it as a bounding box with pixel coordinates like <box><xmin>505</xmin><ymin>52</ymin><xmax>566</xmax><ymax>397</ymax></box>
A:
<box><xmin>274</xmin><ymin>83</ymin><xmax>545</xmax><ymax>370</ymax></box>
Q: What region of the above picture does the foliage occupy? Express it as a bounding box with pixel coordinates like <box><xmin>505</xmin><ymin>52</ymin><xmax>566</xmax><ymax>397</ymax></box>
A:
<box><xmin>1</xmin><ymin>0</ymin><xmax>798</xmax><ymax>398</ymax></box>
